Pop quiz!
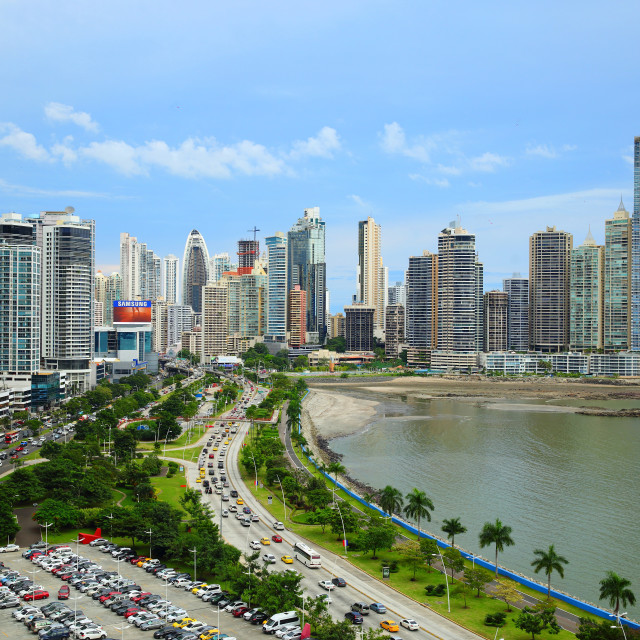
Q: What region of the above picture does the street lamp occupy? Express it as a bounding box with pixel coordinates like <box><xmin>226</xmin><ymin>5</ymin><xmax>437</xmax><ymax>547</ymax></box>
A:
<box><xmin>188</xmin><ymin>547</ymin><xmax>197</xmax><ymax>582</ymax></box>
<box><xmin>113</xmin><ymin>623</ymin><xmax>130</xmax><ymax>640</ymax></box>
<box><xmin>39</xmin><ymin>521</ymin><xmax>53</xmax><ymax>553</ymax></box>
<box><xmin>68</xmin><ymin>593</ymin><xmax>83</xmax><ymax>630</ymax></box>
<box><xmin>432</xmin><ymin>549</ymin><xmax>450</xmax><ymax>612</ymax></box>
<box><xmin>275</xmin><ymin>474</ymin><xmax>287</xmax><ymax>523</ymax></box>
<box><xmin>145</xmin><ymin>528</ymin><xmax>153</xmax><ymax>558</ymax></box>
<box><xmin>610</xmin><ymin>612</ymin><xmax>628</xmax><ymax>640</ymax></box>
<box><xmin>106</xmin><ymin>513</ymin><xmax>114</xmax><ymax>542</ymax></box>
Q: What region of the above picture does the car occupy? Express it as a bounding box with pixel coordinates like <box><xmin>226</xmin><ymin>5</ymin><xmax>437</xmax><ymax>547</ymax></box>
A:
<box><xmin>401</xmin><ymin>618</ymin><xmax>419</xmax><ymax>631</ymax></box>
<box><xmin>249</xmin><ymin>611</ymin><xmax>268</xmax><ymax>625</ymax></box>
<box><xmin>58</xmin><ymin>586</ymin><xmax>70</xmax><ymax>600</ymax></box>
<box><xmin>331</xmin><ymin>577</ymin><xmax>346</xmax><ymax>588</ymax></box>
<box><xmin>251</xmin><ymin>514</ymin><xmax>259</xmax><ymax>522</ymax></box>
<box><xmin>381</xmin><ymin>620</ymin><xmax>400</xmax><ymax>632</ymax></box>
<box><xmin>236</xmin><ymin>498</ymin><xmax>243</xmax><ymax>505</ymax></box>
<box><xmin>370</xmin><ymin>602</ymin><xmax>387</xmax><ymax>614</ymax></box>
<box><xmin>229</xmin><ymin>505</ymin><xmax>237</xmax><ymax>513</ymax></box>
<box><xmin>316</xmin><ymin>593</ymin><xmax>332</xmax><ymax>604</ymax></box>
<box><xmin>249</xmin><ymin>540</ymin><xmax>261</xmax><ymax>550</ymax></box>
<box><xmin>262</xmin><ymin>554</ymin><xmax>276</xmax><ymax>564</ymax></box>
<box><xmin>23</xmin><ymin>589</ymin><xmax>49</xmax><ymax>601</ymax></box>
<box><xmin>76</xmin><ymin>630</ymin><xmax>107</xmax><ymax>640</ymax></box>
<box><xmin>352</xmin><ymin>602</ymin><xmax>370</xmax><ymax>615</ymax></box>
<box><xmin>271</xmin><ymin>535</ymin><xmax>283</xmax><ymax>543</ymax></box>
<box><xmin>318</xmin><ymin>580</ymin><xmax>335</xmax><ymax>591</ymax></box>
<box><xmin>0</xmin><ymin>544</ymin><xmax>19</xmax><ymax>553</ymax></box>
<box><xmin>345</xmin><ymin>611</ymin><xmax>363</xmax><ymax>625</ymax></box>
<box><xmin>273</xmin><ymin>521</ymin><xmax>285</xmax><ymax>530</ymax></box>
<box><xmin>260</xmin><ymin>537</ymin><xmax>270</xmax><ymax>546</ymax></box>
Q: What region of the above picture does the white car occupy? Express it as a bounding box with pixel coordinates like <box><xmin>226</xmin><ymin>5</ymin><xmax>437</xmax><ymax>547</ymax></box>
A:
<box><xmin>273</xmin><ymin>521</ymin><xmax>285</xmax><ymax>530</ymax></box>
<box><xmin>76</xmin><ymin>629</ymin><xmax>107</xmax><ymax>640</ymax></box>
<box><xmin>317</xmin><ymin>580</ymin><xmax>335</xmax><ymax>591</ymax></box>
<box><xmin>0</xmin><ymin>544</ymin><xmax>19</xmax><ymax>553</ymax></box>
<box><xmin>316</xmin><ymin>593</ymin><xmax>332</xmax><ymax>604</ymax></box>
<box><xmin>262</xmin><ymin>554</ymin><xmax>276</xmax><ymax>564</ymax></box>
<box><xmin>88</xmin><ymin>538</ymin><xmax>108</xmax><ymax>547</ymax></box>
<box><xmin>249</xmin><ymin>540</ymin><xmax>261</xmax><ymax>550</ymax></box>
<box><xmin>401</xmin><ymin>618</ymin><xmax>419</xmax><ymax>631</ymax></box>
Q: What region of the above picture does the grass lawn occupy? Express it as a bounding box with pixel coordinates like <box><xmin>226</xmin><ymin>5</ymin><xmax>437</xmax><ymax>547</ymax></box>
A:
<box><xmin>151</xmin><ymin>469</ymin><xmax>189</xmax><ymax>514</ymax></box>
<box><xmin>237</xmin><ymin>457</ymin><xmax>577</xmax><ymax>640</ymax></box>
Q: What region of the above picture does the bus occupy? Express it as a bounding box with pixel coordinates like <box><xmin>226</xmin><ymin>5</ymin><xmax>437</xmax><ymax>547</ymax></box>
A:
<box><xmin>293</xmin><ymin>542</ymin><xmax>321</xmax><ymax>568</ymax></box>
<box><xmin>4</xmin><ymin>430</ymin><xmax>20</xmax><ymax>444</ymax></box>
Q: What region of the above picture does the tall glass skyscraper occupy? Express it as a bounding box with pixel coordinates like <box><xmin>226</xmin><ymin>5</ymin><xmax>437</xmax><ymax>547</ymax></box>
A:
<box><xmin>182</xmin><ymin>229</ymin><xmax>210</xmax><ymax>313</ymax></box>
<box><xmin>266</xmin><ymin>233</ymin><xmax>287</xmax><ymax>339</ymax></box>
<box><xmin>502</xmin><ymin>274</ymin><xmax>529</xmax><ymax>351</ymax></box>
<box><xmin>287</xmin><ymin>208</ymin><xmax>327</xmax><ymax>342</ymax></box>
<box><xmin>631</xmin><ymin>136</ymin><xmax>640</xmax><ymax>351</ymax></box>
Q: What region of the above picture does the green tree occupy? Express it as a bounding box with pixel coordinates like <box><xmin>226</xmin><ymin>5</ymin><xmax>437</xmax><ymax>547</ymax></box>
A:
<box><xmin>419</xmin><ymin>538</ymin><xmax>439</xmax><ymax>572</ymax></box>
<box><xmin>395</xmin><ymin>540</ymin><xmax>424</xmax><ymax>580</ymax></box>
<box><xmin>34</xmin><ymin>499</ymin><xmax>80</xmax><ymax>531</ymax></box>
<box><xmin>576</xmin><ymin>617</ymin><xmax>634</xmax><ymax>640</ymax></box>
<box><xmin>493</xmin><ymin>579</ymin><xmax>521</xmax><ymax>611</ymax></box>
<box><xmin>307</xmin><ymin>507</ymin><xmax>333</xmax><ymax>533</ymax></box>
<box><xmin>599</xmin><ymin>571</ymin><xmax>636</xmax><ymax>615</ymax></box>
<box><xmin>442</xmin><ymin>547</ymin><xmax>464</xmax><ymax>582</ymax></box>
<box><xmin>514</xmin><ymin>604</ymin><xmax>561</xmax><ymax>639</ymax></box>
<box><xmin>464</xmin><ymin>567</ymin><xmax>493</xmax><ymax>597</ymax></box>
<box><xmin>325</xmin><ymin>336</ymin><xmax>346</xmax><ymax>353</ymax></box>
<box><xmin>326</xmin><ymin>461</ymin><xmax>345</xmax><ymax>488</ymax></box>
<box><xmin>0</xmin><ymin>503</ymin><xmax>19</xmax><ymax>543</ymax></box>
<box><xmin>378</xmin><ymin>485</ymin><xmax>404</xmax><ymax>517</ymax></box>
<box><xmin>531</xmin><ymin>544</ymin><xmax>569</xmax><ymax>599</ymax></box>
<box><xmin>478</xmin><ymin>518</ymin><xmax>515</xmax><ymax>576</ymax></box>
<box><xmin>358</xmin><ymin>518</ymin><xmax>396</xmax><ymax>560</ymax></box>
<box><xmin>403</xmin><ymin>488</ymin><xmax>434</xmax><ymax>539</ymax></box>
<box><xmin>254</xmin><ymin>570</ymin><xmax>303</xmax><ymax>616</ymax></box>
<box><xmin>441</xmin><ymin>517</ymin><xmax>467</xmax><ymax>547</ymax></box>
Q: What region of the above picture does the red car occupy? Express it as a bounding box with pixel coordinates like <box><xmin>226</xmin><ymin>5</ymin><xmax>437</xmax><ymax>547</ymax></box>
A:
<box><xmin>233</xmin><ymin>606</ymin><xmax>249</xmax><ymax>618</ymax></box>
<box><xmin>208</xmin><ymin>454</ymin><xmax>215</xmax><ymax>459</ymax></box>
<box><xmin>123</xmin><ymin>608</ymin><xmax>142</xmax><ymax>618</ymax></box>
<box><xmin>131</xmin><ymin>592</ymin><xmax>151</xmax><ymax>603</ymax></box>
<box><xmin>129</xmin><ymin>556</ymin><xmax>146</xmax><ymax>564</ymax></box>
<box><xmin>15</xmin><ymin>446</ymin><xmax>24</xmax><ymax>452</ymax></box>
<box><xmin>24</xmin><ymin>589</ymin><xmax>49</xmax><ymax>601</ymax></box>
<box><xmin>99</xmin><ymin>591</ymin><xmax>121</xmax><ymax>603</ymax></box>
<box><xmin>52</xmin><ymin>564</ymin><xmax>71</xmax><ymax>574</ymax></box>
<box><xmin>58</xmin><ymin>586</ymin><xmax>70</xmax><ymax>600</ymax></box>
<box><xmin>271</xmin><ymin>535</ymin><xmax>283</xmax><ymax>543</ymax></box>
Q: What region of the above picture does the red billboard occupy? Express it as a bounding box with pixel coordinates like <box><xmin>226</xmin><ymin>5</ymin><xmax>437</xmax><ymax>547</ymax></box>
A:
<box><xmin>113</xmin><ymin>301</ymin><xmax>152</xmax><ymax>323</ymax></box>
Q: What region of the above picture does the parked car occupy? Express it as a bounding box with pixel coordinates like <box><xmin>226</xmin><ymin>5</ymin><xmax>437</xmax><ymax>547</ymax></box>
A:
<box><xmin>57</xmin><ymin>586</ymin><xmax>70</xmax><ymax>600</ymax></box>
<box><xmin>345</xmin><ymin>611</ymin><xmax>363</xmax><ymax>625</ymax></box>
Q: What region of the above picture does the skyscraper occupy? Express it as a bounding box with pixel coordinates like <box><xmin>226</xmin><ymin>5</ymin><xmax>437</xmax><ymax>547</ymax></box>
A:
<box><xmin>603</xmin><ymin>199</ymin><xmax>632</xmax><ymax>350</ymax></box>
<box><xmin>163</xmin><ymin>254</ymin><xmax>179</xmax><ymax>304</ymax></box>
<box><xmin>0</xmin><ymin>213</ymin><xmax>41</xmax><ymax>374</ymax></box>
<box><xmin>265</xmin><ymin>233</ymin><xmax>288</xmax><ymax>339</ymax></box>
<box><xmin>167</xmin><ymin>305</ymin><xmax>194</xmax><ymax>347</ymax></box>
<box><xmin>345</xmin><ymin>304</ymin><xmax>375</xmax><ymax>352</ymax></box>
<box><xmin>151</xmin><ymin>299</ymin><xmax>168</xmax><ymax>353</ymax></box>
<box><xmin>238</xmin><ymin>239</ymin><xmax>259</xmax><ymax>272</ymax></box>
<box><xmin>209</xmin><ymin>253</ymin><xmax>234</xmax><ymax>283</ymax></box>
<box><xmin>631</xmin><ymin>136</ymin><xmax>640</xmax><ymax>351</ymax></box>
<box><xmin>529</xmin><ymin>226</ymin><xmax>572</xmax><ymax>352</ymax></box>
<box><xmin>357</xmin><ymin>216</ymin><xmax>387</xmax><ymax>332</ymax></box>
<box><xmin>27</xmin><ymin>209</ymin><xmax>94</xmax><ymax>393</ymax></box>
<box><xmin>570</xmin><ymin>230</ymin><xmax>603</xmax><ymax>351</ymax></box>
<box><xmin>483</xmin><ymin>291</ymin><xmax>508</xmax><ymax>352</ymax></box>
<box><xmin>406</xmin><ymin>251</ymin><xmax>438</xmax><ymax>367</ymax></box>
<box><xmin>502</xmin><ymin>274</ymin><xmax>529</xmax><ymax>351</ymax></box>
<box><xmin>288</xmin><ymin>207</ymin><xmax>327</xmax><ymax>342</ymax></box>
<box><xmin>182</xmin><ymin>229</ymin><xmax>210</xmax><ymax>313</ymax></box>
<box><xmin>385</xmin><ymin>304</ymin><xmax>405</xmax><ymax>359</ymax></box>
<box><xmin>288</xmin><ymin>286</ymin><xmax>307</xmax><ymax>347</ymax></box>
<box><xmin>388</xmin><ymin>281</ymin><xmax>407</xmax><ymax>307</ymax></box>
<box><xmin>221</xmin><ymin>266</ymin><xmax>267</xmax><ymax>339</ymax></box>
<box><xmin>120</xmin><ymin>232</ymin><xmax>161</xmax><ymax>301</ymax></box>
<box><xmin>202</xmin><ymin>283</ymin><xmax>228</xmax><ymax>359</ymax></box>
<box><xmin>435</xmin><ymin>222</ymin><xmax>481</xmax><ymax>368</ymax></box>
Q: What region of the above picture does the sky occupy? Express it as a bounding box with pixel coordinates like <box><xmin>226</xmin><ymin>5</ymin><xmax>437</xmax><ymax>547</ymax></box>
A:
<box><xmin>1</xmin><ymin>0</ymin><xmax>638</xmax><ymax>312</ymax></box>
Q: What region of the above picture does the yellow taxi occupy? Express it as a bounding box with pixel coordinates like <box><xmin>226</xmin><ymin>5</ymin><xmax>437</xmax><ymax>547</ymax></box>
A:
<box><xmin>173</xmin><ymin>617</ymin><xmax>196</xmax><ymax>628</ymax></box>
<box><xmin>380</xmin><ymin>620</ymin><xmax>400</xmax><ymax>633</ymax></box>
<box><xmin>236</xmin><ymin>498</ymin><xmax>244</xmax><ymax>505</ymax></box>
<box><xmin>199</xmin><ymin>630</ymin><xmax>220</xmax><ymax>640</ymax></box>
<box><xmin>224</xmin><ymin>440</ymin><xmax>230</xmax><ymax>445</ymax></box>
<box><xmin>281</xmin><ymin>555</ymin><xmax>293</xmax><ymax>564</ymax></box>
<box><xmin>212</xmin><ymin>446</ymin><xmax>218</xmax><ymax>451</ymax></box>
<box><xmin>195</xmin><ymin>476</ymin><xmax>202</xmax><ymax>483</ymax></box>
<box><xmin>136</xmin><ymin>557</ymin><xmax>151</xmax><ymax>567</ymax></box>
<box><xmin>199</xmin><ymin>467</ymin><xmax>205</xmax><ymax>476</ymax></box>
<box><xmin>192</xmin><ymin>583</ymin><xmax>208</xmax><ymax>594</ymax></box>
<box><xmin>260</xmin><ymin>537</ymin><xmax>271</xmax><ymax>545</ymax></box>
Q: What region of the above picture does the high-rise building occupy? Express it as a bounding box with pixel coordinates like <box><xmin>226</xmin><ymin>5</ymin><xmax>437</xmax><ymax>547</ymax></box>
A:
<box><xmin>288</xmin><ymin>207</ymin><xmax>327</xmax><ymax>342</ymax></box>
<box><xmin>388</xmin><ymin>281</ymin><xmax>407</xmax><ymax>307</ymax></box>
<box><xmin>95</xmin><ymin>271</ymin><xmax>122</xmax><ymax>326</ymax></box>
<box><xmin>483</xmin><ymin>291</ymin><xmax>508</xmax><ymax>352</ymax></box>
<box><xmin>288</xmin><ymin>285</ymin><xmax>307</xmax><ymax>347</ymax></box>
<box><xmin>631</xmin><ymin>136</ymin><xmax>640</xmax><ymax>351</ymax></box>
<box><xmin>119</xmin><ymin>232</ymin><xmax>161</xmax><ymax>302</ymax></box>
<box><xmin>0</xmin><ymin>213</ymin><xmax>41</xmax><ymax>374</ymax></box>
<box><xmin>406</xmin><ymin>251</ymin><xmax>438</xmax><ymax>367</ymax></box>
<box><xmin>163</xmin><ymin>254</ymin><xmax>179</xmax><ymax>305</ymax></box>
<box><xmin>435</xmin><ymin>223</ymin><xmax>481</xmax><ymax>368</ymax></box>
<box><xmin>475</xmin><ymin>260</ymin><xmax>484</xmax><ymax>352</ymax></box>
<box><xmin>604</xmin><ymin>199</ymin><xmax>632</xmax><ymax>350</ymax></box>
<box><xmin>503</xmin><ymin>274</ymin><xmax>529</xmax><ymax>351</ymax></box>
<box><xmin>182</xmin><ymin>230</ymin><xmax>210</xmax><ymax>313</ymax></box>
<box><xmin>27</xmin><ymin>209</ymin><xmax>94</xmax><ymax>393</ymax></box>
<box><xmin>345</xmin><ymin>304</ymin><xmax>375</xmax><ymax>352</ymax></box>
<box><xmin>151</xmin><ymin>299</ymin><xmax>169</xmax><ymax>354</ymax></box>
<box><xmin>94</xmin><ymin>300</ymin><xmax>104</xmax><ymax>328</ymax></box>
<box><xmin>385</xmin><ymin>304</ymin><xmax>405</xmax><ymax>359</ymax></box>
<box><xmin>238</xmin><ymin>239</ymin><xmax>259</xmax><ymax>272</ymax></box>
<box><xmin>328</xmin><ymin>313</ymin><xmax>346</xmax><ymax>339</ymax></box>
<box><xmin>529</xmin><ymin>226</ymin><xmax>572</xmax><ymax>352</ymax></box>
<box><xmin>220</xmin><ymin>265</ymin><xmax>267</xmax><ymax>339</ymax></box>
<box><xmin>570</xmin><ymin>230</ymin><xmax>604</xmax><ymax>351</ymax></box>
<box><xmin>202</xmin><ymin>283</ymin><xmax>228</xmax><ymax>360</ymax></box>
<box><xmin>209</xmin><ymin>253</ymin><xmax>234</xmax><ymax>283</ymax></box>
<box><xmin>357</xmin><ymin>216</ymin><xmax>387</xmax><ymax>331</ymax></box>
<box><xmin>266</xmin><ymin>233</ymin><xmax>288</xmax><ymax>339</ymax></box>
<box><xmin>167</xmin><ymin>305</ymin><xmax>194</xmax><ymax>347</ymax></box>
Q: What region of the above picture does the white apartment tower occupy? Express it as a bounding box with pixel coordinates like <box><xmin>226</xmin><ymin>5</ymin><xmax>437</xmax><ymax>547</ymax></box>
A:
<box><xmin>357</xmin><ymin>216</ymin><xmax>387</xmax><ymax>332</ymax></box>
<box><xmin>120</xmin><ymin>232</ymin><xmax>161</xmax><ymax>301</ymax></box>
<box><xmin>202</xmin><ymin>283</ymin><xmax>229</xmax><ymax>360</ymax></box>
<box><xmin>163</xmin><ymin>254</ymin><xmax>179</xmax><ymax>305</ymax></box>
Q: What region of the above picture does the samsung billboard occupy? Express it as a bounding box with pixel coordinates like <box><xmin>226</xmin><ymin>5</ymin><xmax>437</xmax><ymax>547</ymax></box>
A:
<box><xmin>113</xmin><ymin>300</ymin><xmax>152</xmax><ymax>323</ymax></box>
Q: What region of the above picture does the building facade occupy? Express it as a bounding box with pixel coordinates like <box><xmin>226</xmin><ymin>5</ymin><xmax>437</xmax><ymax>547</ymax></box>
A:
<box><xmin>202</xmin><ymin>283</ymin><xmax>228</xmax><ymax>360</ymax></box>
<box><xmin>631</xmin><ymin>136</ymin><xmax>640</xmax><ymax>351</ymax></box>
<box><xmin>483</xmin><ymin>291</ymin><xmax>508</xmax><ymax>352</ymax></box>
<box><xmin>288</xmin><ymin>207</ymin><xmax>327</xmax><ymax>343</ymax></box>
<box><xmin>357</xmin><ymin>216</ymin><xmax>387</xmax><ymax>331</ymax></box>
<box><xmin>385</xmin><ymin>304</ymin><xmax>405</xmax><ymax>359</ymax></box>
<box><xmin>163</xmin><ymin>254</ymin><xmax>179</xmax><ymax>305</ymax></box>
<box><xmin>603</xmin><ymin>200</ymin><xmax>632</xmax><ymax>350</ymax></box>
<box><xmin>288</xmin><ymin>285</ymin><xmax>307</xmax><ymax>347</ymax></box>
<box><xmin>529</xmin><ymin>226</ymin><xmax>572</xmax><ymax>352</ymax></box>
<box><xmin>238</xmin><ymin>239</ymin><xmax>259</xmax><ymax>271</ymax></box>
<box><xmin>167</xmin><ymin>305</ymin><xmax>194</xmax><ymax>347</ymax></box>
<box><xmin>406</xmin><ymin>251</ymin><xmax>438</xmax><ymax>367</ymax></box>
<box><xmin>266</xmin><ymin>233</ymin><xmax>288</xmax><ymax>339</ymax></box>
<box><xmin>345</xmin><ymin>304</ymin><xmax>375</xmax><ymax>352</ymax></box>
<box><xmin>209</xmin><ymin>253</ymin><xmax>234</xmax><ymax>283</ymax></box>
<box><xmin>570</xmin><ymin>231</ymin><xmax>603</xmax><ymax>351</ymax></box>
<box><xmin>182</xmin><ymin>229</ymin><xmax>210</xmax><ymax>313</ymax></box>
<box><xmin>502</xmin><ymin>274</ymin><xmax>529</xmax><ymax>351</ymax></box>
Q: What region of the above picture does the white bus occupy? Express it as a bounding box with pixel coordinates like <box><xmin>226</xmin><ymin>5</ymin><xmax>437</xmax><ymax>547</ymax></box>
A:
<box><xmin>293</xmin><ymin>542</ymin><xmax>321</xmax><ymax>568</ymax></box>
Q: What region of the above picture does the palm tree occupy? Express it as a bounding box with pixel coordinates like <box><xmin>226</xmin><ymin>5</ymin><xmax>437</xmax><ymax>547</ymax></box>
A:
<box><xmin>441</xmin><ymin>517</ymin><xmax>467</xmax><ymax>548</ymax></box>
<box><xmin>326</xmin><ymin>461</ymin><xmax>345</xmax><ymax>485</ymax></box>
<box><xmin>531</xmin><ymin>544</ymin><xmax>569</xmax><ymax>599</ymax></box>
<box><xmin>478</xmin><ymin>518</ymin><xmax>515</xmax><ymax>577</ymax></box>
<box><xmin>378</xmin><ymin>485</ymin><xmax>404</xmax><ymax>517</ymax></box>
<box><xmin>403</xmin><ymin>489</ymin><xmax>434</xmax><ymax>539</ymax></box>
<box><xmin>599</xmin><ymin>571</ymin><xmax>636</xmax><ymax>614</ymax></box>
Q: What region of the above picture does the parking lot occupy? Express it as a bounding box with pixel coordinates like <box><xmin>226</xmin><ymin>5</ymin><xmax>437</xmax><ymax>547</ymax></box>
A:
<box><xmin>0</xmin><ymin>544</ymin><xmax>272</xmax><ymax>640</ymax></box>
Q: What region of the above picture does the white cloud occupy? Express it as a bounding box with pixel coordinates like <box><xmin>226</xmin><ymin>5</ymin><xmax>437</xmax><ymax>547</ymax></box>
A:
<box><xmin>526</xmin><ymin>143</ymin><xmax>557</xmax><ymax>159</ymax></box>
<box><xmin>45</xmin><ymin>102</ymin><xmax>99</xmax><ymax>132</ymax></box>
<box><xmin>0</xmin><ymin>178</ymin><xmax>110</xmax><ymax>198</ymax></box>
<box><xmin>380</xmin><ymin>122</ymin><xmax>431</xmax><ymax>162</ymax></box>
<box><xmin>0</xmin><ymin>123</ymin><xmax>50</xmax><ymax>161</ymax></box>
<box><xmin>51</xmin><ymin>136</ymin><xmax>77</xmax><ymax>165</ymax></box>
<box><xmin>81</xmin><ymin>140</ymin><xmax>146</xmax><ymax>176</ymax></box>
<box><xmin>469</xmin><ymin>152</ymin><xmax>511</xmax><ymax>172</ymax></box>
<box><xmin>623</xmin><ymin>155</ymin><xmax>633</xmax><ymax>166</ymax></box>
<box><xmin>290</xmin><ymin>126</ymin><xmax>341</xmax><ymax>159</ymax></box>
<box><xmin>409</xmin><ymin>174</ymin><xmax>450</xmax><ymax>188</ymax></box>
<box><xmin>347</xmin><ymin>194</ymin><xmax>368</xmax><ymax>207</ymax></box>
<box><xmin>562</xmin><ymin>144</ymin><xmax>577</xmax><ymax>152</ymax></box>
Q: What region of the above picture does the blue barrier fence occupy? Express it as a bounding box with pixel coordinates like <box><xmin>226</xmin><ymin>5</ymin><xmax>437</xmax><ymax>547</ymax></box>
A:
<box><xmin>296</xmin><ymin>391</ymin><xmax>638</xmax><ymax>629</ymax></box>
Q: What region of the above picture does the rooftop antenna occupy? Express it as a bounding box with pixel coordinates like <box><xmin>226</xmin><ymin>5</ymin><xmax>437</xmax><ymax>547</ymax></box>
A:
<box><xmin>248</xmin><ymin>226</ymin><xmax>260</xmax><ymax>242</ymax></box>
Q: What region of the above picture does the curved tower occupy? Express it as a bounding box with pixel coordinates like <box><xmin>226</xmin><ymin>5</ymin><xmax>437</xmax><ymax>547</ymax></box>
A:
<box><xmin>182</xmin><ymin>229</ymin><xmax>210</xmax><ymax>313</ymax></box>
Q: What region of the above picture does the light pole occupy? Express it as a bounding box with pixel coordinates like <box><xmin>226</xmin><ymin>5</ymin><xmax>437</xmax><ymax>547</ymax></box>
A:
<box><xmin>39</xmin><ymin>522</ymin><xmax>53</xmax><ymax>553</ymax></box>
<box><xmin>69</xmin><ymin>593</ymin><xmax>83</xmax><ymax>629</ymax></box>
<box><xmin>113</xmin><ymin>623</ymin><xmax>130</xmax><ymax>640</ymax></box>
<box><xmin>432</xmin><ymin>549</ymin><xmax>451</xmax><ymax>613</ymax></box>
<box><xmin>275</xmin><ymin>474</ymin><xmax>287</xmax><ymax>523</ymax></box>
<box><xmin>610</xmin><ymin>612</ymin><xmax>628</xmax><ymax>640</ymax></box>
<box><xmin>106</xmin><ymin>513</ymin><xmax>114</xmax><ymax>542</ymax></box>
<box><xmin>248</xmin><ymin>450</ymin><xmax>258</xmax><ymax>492</ymax></box>
<box><xmin>145</xmin><ymin>528</ymin><xmax>153</xmax><ymax>558</ymax></box>
<box><xmin>113</xmin><ymin>556</ymin><xmax>123</xmax><ymax>580</ymax></box>
<box><xmin>469</xmin><ymin>553</ymin><xmax>480</xmax><ymax>569</ymax></box>
<box><xmin>189</xmin><ymin>547</ymin><xmax>197</xmax><ymax>582</ymax></box>
<box><xmin>25</xmin><ymin>565</ymin><xmax>41</xmax><ymax>603</ymax></box>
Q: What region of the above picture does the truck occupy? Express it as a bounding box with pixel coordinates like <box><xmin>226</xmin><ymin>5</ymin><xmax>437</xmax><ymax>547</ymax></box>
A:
<box><xmin>4</xmin><ymin>430</ymin><xmax>20</xmax><ymax>444</ymax></box>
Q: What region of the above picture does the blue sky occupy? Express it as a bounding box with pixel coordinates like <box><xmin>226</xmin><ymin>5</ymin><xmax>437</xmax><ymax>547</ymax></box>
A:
<box><xmin>1</xmin><ymin>0</ymin><xmax>638</xmax><ymax>312</ymax></box>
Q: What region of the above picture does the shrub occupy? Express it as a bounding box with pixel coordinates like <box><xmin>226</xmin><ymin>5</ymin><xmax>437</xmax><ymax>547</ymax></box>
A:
<box><xmin>425</xmin><ymin>584</ymin><xmax>447</xmax><ymax>596</ymax></box>
<box><xmin>484</xmin><ymin>612</ymin><xmax>507</xmax><ymax>627</ymax></box>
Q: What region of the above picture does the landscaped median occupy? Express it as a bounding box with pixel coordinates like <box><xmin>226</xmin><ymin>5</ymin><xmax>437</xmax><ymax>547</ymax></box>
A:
<box><xmin>236</xmin><ymin>430</ymin><xmax>578</xmax><ymax>640</ymax></box>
